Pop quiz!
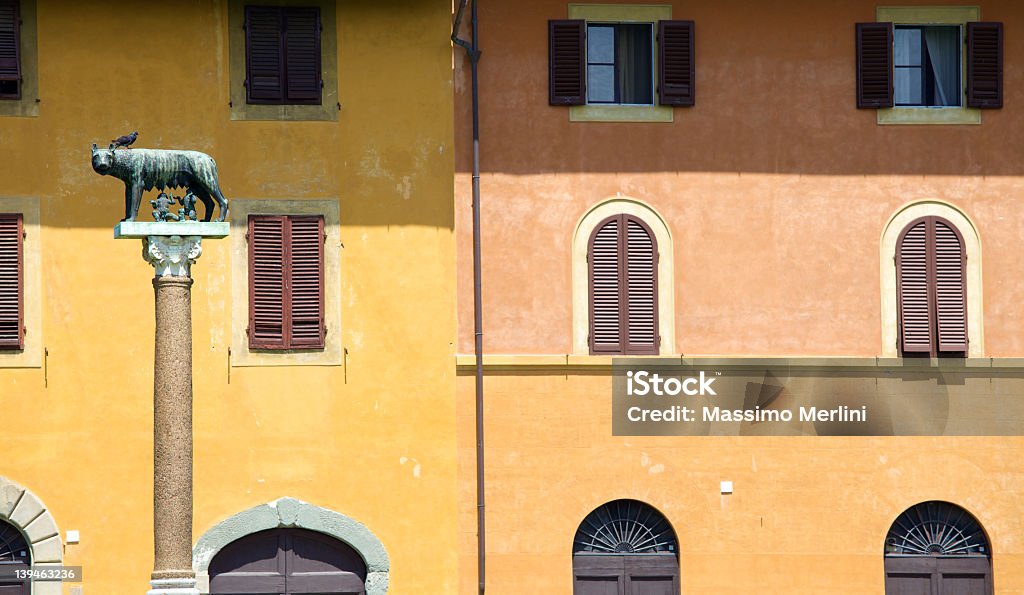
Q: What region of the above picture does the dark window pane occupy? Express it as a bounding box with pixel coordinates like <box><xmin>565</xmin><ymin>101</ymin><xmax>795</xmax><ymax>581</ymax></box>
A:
<box><xmin>617</xmin><ymin>24</ymin><xmax>653</xmax><ymax>104</ymax></box>
<box><xmin>923</xmin><ymin>25</ymin><xmax>960</xmax><ymax>106</ymax></box>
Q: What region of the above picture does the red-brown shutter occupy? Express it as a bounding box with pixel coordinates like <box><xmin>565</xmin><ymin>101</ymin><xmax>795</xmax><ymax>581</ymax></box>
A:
<box><xmin>0</xmin><ymin>0</ymin><xmax>20</xmax><ymax>99</ymax></box>
<box><xmin>967</xmin><ymin>22</ymin><xmax>1002</xmax><ymax>109</ymax></box>
<box><xmin>245</xmin><ymin>6</ymin><xmax>285</xmax><ymax>103</ymax></box>
<box><xmin>283</xmin><ymin>7</ymin><xmax>321</xmax><ymax>103</ymax></box>
<box><xmin>589</xmin><ymin>216</ymin><xmax>622</xmax><ymax>353</ymax></box>
<box><xmin>897</xmin><ymin>220</ymin><xmax>933</xmax><ymax>354</ymax></box>
<box><xmin>658</xmin><ymin>20</ymin><xmax>694</xmax><ymax>107</ymax></box>
<box><xmin>549</xmin><ymin>20</ymin><xmax>585</xmax><ymax>106</ymax></box>
<box><xmin>856</xmin><ymin>22</ymin><xmax>893</xmax><ymax>108</ymax></box>
<box><xmin>934</xmin><ymin>219</ymin><xmax>967</xmax><ymax>353</ymax></box>
<box><xmin>0</xmin><ymin>214</ymin><xmax>23</xmax><ymax>350</ymax></box>
<box><xmin>625</xmin><ymin>217</ymin><xmax>658</xmax><ymax>354</ymax></box>
<box><xmin>287</xmin><ymin>215</ymin><xmax>324</xmax><ymax>348</ymax></box>
<box><xmin>249</xmin><ymin>215</ymin><xmax>286</xmax><ymax>349</ymax></box>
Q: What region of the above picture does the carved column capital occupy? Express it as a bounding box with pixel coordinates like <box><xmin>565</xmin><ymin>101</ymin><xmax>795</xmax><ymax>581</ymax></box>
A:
<box><xmin>144</xmin><ymin>235</ymin><xmax>203</xmax><ymax>278</ymax></box>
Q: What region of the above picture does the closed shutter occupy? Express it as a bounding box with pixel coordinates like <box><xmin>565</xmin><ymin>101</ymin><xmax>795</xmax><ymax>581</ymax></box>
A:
<box><xmin>967</xmin><ymin>22</ymin><xmax>1002</xmax><ymax>109</ymax></box>
<box><xmin>856</xmin><ymin>22</ymin><xmax>893</xmax><ymax>108</ymax></box>
<box><xmin>245</xmin><ymin>6</ymin><xmax>285</xmax><ymax>102</ymax></box>
<box><xmin>589</xmin><ymin>216</ymin><xmax>622</xmax><ymax>353</ymax></box>
<box><xmin>283</xmin><ymin>7</ymin><xmax>321</xmax><ymax>103</ymax></box>
<box><xmin>589</xmin><ymin>215</ymin><xmax>659</xmax><ymax>355</ymax></box>
<box><xmin>625</xmin><ymin>218</ymin><xmax>658</xmax><ymax>354</ymax></box>
<box><xmin>549</xmin><ymin>20</ymin><xmax>586</xmax><ymax>105</ymax></box>
<box><xmin>0</xmin><ymin>214</ymin><xmax>22</xmax><ymax>350</ymax></box>
<box><xmin>897</xmin><ymin>220</ymin><xmax>933</xmax><ymax>354</ymax></box>
<box><xmin>249</xmin><ymin>215</ymin><xmax>287</xmax><ymax>349</ymax></box>
<box><xmin>287</xmin><ymin>215</ymin><xmax>324</xmax><ymax>348</ymax></box>
<box><xmin>658</xmin><ymin>20</ymin><xmax>694</xmax><ymax>107</ymax></box>
<box><xmin>0</xmin><ymin>0</ymin><xmax>19</xmax><ymax>98</ymax></box>
<box><xmin>934</xmin><ymin>219</ymin><xmax>967</xmax><ymax>353</ymax></box>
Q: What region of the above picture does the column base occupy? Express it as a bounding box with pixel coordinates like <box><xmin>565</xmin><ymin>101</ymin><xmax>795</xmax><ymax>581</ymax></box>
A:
<box><xmin>147</xmin><ymin>577</ymin><xmax>200</xmax><ymax>595</ymax></box>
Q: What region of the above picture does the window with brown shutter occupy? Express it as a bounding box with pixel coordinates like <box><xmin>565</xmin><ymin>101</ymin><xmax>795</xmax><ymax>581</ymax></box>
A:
<box><xmin>549</xmin><ymin>18</ymin><xmax>695</xmax><ymax>108</ymax></box>
<box><xmin>896</xmin><ymin>216</ymin><xmax>966</xmax><ymax>357</ymax></box>
<box><xmin>589</xmin><ymin>214</ymin><xmax>658</xmax><ymax>355</ymax></box>
<box><xmin>248</xmin><ymin>214</ymin><xmax>325</xmax><ymax>350</ymax></box>
<box><xmin>0</xmin><ymin>213</ymin><xmax>22</xmax><ymax>350</ymax></box>
<box><xmin>245</xmin><ymin>5</ymin><xmax>322</xmax><ymax>105</ymax></box>
<box><xmin>0</xmin><ymin>0</ymin><xmax>20</xmax><ymax>100</ymax></box>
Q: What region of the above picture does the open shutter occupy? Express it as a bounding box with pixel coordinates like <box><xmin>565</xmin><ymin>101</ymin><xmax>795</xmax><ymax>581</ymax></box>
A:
<box><xmin>658</xmin><ymin>20</ymin><xmax>694</xmax><ymax>107</ymax></box>
<box><xmin>549</xmin><ymin>20</ymin><xmax>585</xmax><ymax>105</ymax></box>
<box><xmin>967</xmin><ymin>22</ymin><xmax>1002</xmax><ymax>109</ymax></box>
<box><xmin>249</xmin><ymin>215</ymin><xmax>287</xmax><ymax>349</ymax></box>
<box><xmin>624</xmin><ymin>217</ymin><xmax>658</xmax><ymax>354</ymax></box>
<box><xmin>897</xmin><ymin>220</ymin><xmax>933</xmax><ymax>354</ymax></box>
<box><xmin>0</xmin><ymin>0</ymin><xmax>19</xmax><ymax>98</ymax></box>
<box><xmin>934</xmin><ymin>219</ymin><xmax>967</xmax><ymax>353</ymax></box>
<box><xmin>287</xmin><ymin>215</ymin><xmax>324</xmax><ymax>348</ymax></box>
<box><xmin>856</xmin><ymin>22</ymin><xmax>893</xmax><ymax>108</ymax></box>
<box><xmin>245</xmin><ymin>6</ymin><xmax>284</xmax><ymax>103</ymax></box>
<box><xmin>590</xmin><ymin>216</ymin><xmax>623</xmax><ymax>354</ymax></box>
<box><xmin>0</xmin><ymin>214</ymin><xmax>22</xmax><ymax>350</ymax></box>
<box><xmin>283</xmin><ymin>7</ymin><xmax>321</xmax><ymax>103</ymax></box>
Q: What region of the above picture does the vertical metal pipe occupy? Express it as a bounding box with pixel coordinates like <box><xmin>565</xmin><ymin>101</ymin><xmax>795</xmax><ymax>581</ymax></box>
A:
<box><xmin>451</xmin><ymin>1</ymin><xmax>484</xmax><ymax>592</ymax></box>
<box><xmin>469</xmin><ymin>3</ymin><xmax>486</xmax><ymax>592</ymax></box>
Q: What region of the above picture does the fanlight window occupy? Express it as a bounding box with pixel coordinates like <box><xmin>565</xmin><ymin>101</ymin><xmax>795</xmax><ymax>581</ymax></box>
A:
<box><xmin>573</xmin><ymin>499</ymin><xmax>677</xmax><ymax>554</ymax></box>
<box><xmin>885</xmin><ymin>501</ymin><xmax>988</xmax><ymax>556</ymax></box>
<box><xmin>0</xmin><ymin>520</ymin><xmax>29</xmax><ymax>563</ymax></box>
<box><xmin>884</xmin><ymin>501</ymin><xmax>992</xmax><ymax>595</ymax></box>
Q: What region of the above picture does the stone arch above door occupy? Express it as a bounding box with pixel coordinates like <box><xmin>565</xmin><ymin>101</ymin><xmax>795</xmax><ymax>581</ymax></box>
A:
<box><xmin>193</xmin><ymin>497</ymin><xmax>389</xmax><ymax>595</ymax></box>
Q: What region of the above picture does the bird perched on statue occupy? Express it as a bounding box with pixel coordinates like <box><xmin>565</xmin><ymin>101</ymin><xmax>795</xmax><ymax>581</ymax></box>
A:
<box><xmin>111</xmin><ymin>131</ymin><xmax>138</xmax><ymax>149</ymax></box>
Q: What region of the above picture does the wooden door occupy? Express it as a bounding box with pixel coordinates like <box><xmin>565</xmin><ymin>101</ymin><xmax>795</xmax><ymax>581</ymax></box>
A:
<box><xmin>210</xmin><ymin>528</ymin><xmax>366</xmax><ymax>595</ymax></box>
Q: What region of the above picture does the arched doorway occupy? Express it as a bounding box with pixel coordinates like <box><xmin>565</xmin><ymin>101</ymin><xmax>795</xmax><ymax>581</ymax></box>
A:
<box><xmin>0</xmin><ymin>518</ymin><xmax>30</xmax><ymax>595</ymax></box>
<box><xmin>210</xmin><ymin>528</ymin><xmax>367</xmax><ymax>594</ymax></box>
<box><xmin>572</xmin><ymin>499</ymin><xmax>679</xmax><ymax>594</ymax></box>
<box><xmin>884</xmin><ymin>501</ymin><xmax>992</xmax><ymax>594</ymax></box>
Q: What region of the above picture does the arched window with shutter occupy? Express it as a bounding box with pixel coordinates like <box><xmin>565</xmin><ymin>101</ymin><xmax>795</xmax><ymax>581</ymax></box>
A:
<box><xmin>588</xmin><ymin>214</ymin><xmax>658</xmax><ymax>355</ymax></box>
<box><xmin>896</xmin><ymin>216</ymin><xmax>967</xmax><ymax>357</ymax></box>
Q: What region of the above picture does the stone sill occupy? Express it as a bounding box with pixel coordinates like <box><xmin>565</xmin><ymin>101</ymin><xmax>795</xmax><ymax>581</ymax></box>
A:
<box><xmin>455</xmin><ymin>354</ymin><xmax>1024</xmax><ymax>372</ymax></box>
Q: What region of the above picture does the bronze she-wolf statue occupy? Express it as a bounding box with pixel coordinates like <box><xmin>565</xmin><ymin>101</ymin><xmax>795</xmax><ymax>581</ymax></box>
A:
<box><xmin>91</xmin><ymin>142</ymin><xmax>229</xmax><ymax>222</ymax></box>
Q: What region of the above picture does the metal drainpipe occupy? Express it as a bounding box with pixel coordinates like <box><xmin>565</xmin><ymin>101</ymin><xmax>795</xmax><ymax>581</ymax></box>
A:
<box><xmin>452</xmin><ymin>1</ymin><xmax>485</xmax><ymax>593</ymax></box>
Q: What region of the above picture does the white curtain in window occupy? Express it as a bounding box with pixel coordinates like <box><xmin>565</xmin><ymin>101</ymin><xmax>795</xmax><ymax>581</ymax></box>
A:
<box><xmin>924</xmin><ymin>28</ymin><xmax>959</xmax><ymax>106</ymax></box>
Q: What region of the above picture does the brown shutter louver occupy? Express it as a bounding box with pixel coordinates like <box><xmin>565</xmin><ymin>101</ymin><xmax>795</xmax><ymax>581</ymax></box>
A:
<box><xmin>625</xmin><ymin>217</ymin><xmax>658</xmax><ymax>354</ymax></box>
<box><xmin>658</xmin><ymin>20</ymin><xmax>694</xmax><ymax>107</ymax></box>
<box><xmin>0</xmin><ymin>0</ymin><xmax>20</xmax><ymax>100</ymax></box>
<box><xmin>249</xmin><ymin>215</ymin><xmax>286</xmax><ymax>349</ymax></box>
<box><xmin>589</xmin><ymin>216</ymin><xmax>622</xmax><ymax>353</ymax></box>
<box><xmin>856</xmin><ymin>22</ymin><xmax>893</xmax><ymax>109</ymax></box>
<box><xmin>549</xmin><ymin>19</ymin><xmax>585</xmax><ymax>106</ymax></box>
<box><xmin>967</xmin><ymin>22</ymin><xmax>1002</xmax><ymax>109</ymax></box>
<box><xmin>896</xmin><ymin>217</ymin><xmax>967</xmax><ymax>357</ymax></box>
<box><xmin>287</xmin><ymin>215</ymin><xmax>325</xmax><ymax>348</ymax></box>
<box><xmin>245</xmin><ymin>6</ymin><xmax>285</xmax><ymax>103</ymax></box>
<box><xmin>897</xmin><ymin>220</ymin><xmax>932</xmax><ymax>354</ymax></box>
<box><xmin>249</xmin><ymin>214</ymin><xmax>326</xmax><ymax>351</ymax></box>
<box><xmin>283</xmin><ymin>7</ymin><xmax>322</xmax><ymax>103</ymax></box>
<box><xmin>0</xmin><ymin>214</ymin><xmax>23</xmax><ymax>350</ymax></box>
<box><xmin>589</xmin><ymin>215</ymin><xmax>659</xmax><ymax>355</ymax></box>
<box><xmin>934</xmin><ymin>219</ymin><xmax>967</xmax><ymax>353</ymax></box>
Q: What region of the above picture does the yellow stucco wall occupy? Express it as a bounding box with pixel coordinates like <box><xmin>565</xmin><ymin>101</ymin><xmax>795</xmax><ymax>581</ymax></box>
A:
<box><xmin>0</xmin><ymin>1</ymin><xmax>456</xmax><ymax>593</ymax></box>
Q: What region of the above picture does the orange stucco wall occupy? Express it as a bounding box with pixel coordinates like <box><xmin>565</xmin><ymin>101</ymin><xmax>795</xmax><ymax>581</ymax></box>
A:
<box><xmin>455</xmin><ymin>0</ymin><xmax>1024</xmax><ymax>357</ymax></box>
<box><xmin>453</xmin><ymin>1</ymin><xmax>1024</xmax><ymax>593</ymax></box>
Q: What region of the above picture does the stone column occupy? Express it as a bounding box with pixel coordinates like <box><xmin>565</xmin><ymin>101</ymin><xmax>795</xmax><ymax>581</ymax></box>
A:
<box><xmin>115</xmin><ymin>223</ymin><xmax>228</xmax><ymax>595</ymax></box>
<box><xmin>145</xmin><ymin>236</ymin><xmax>203</xmax><ymax>595</ymax></box>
